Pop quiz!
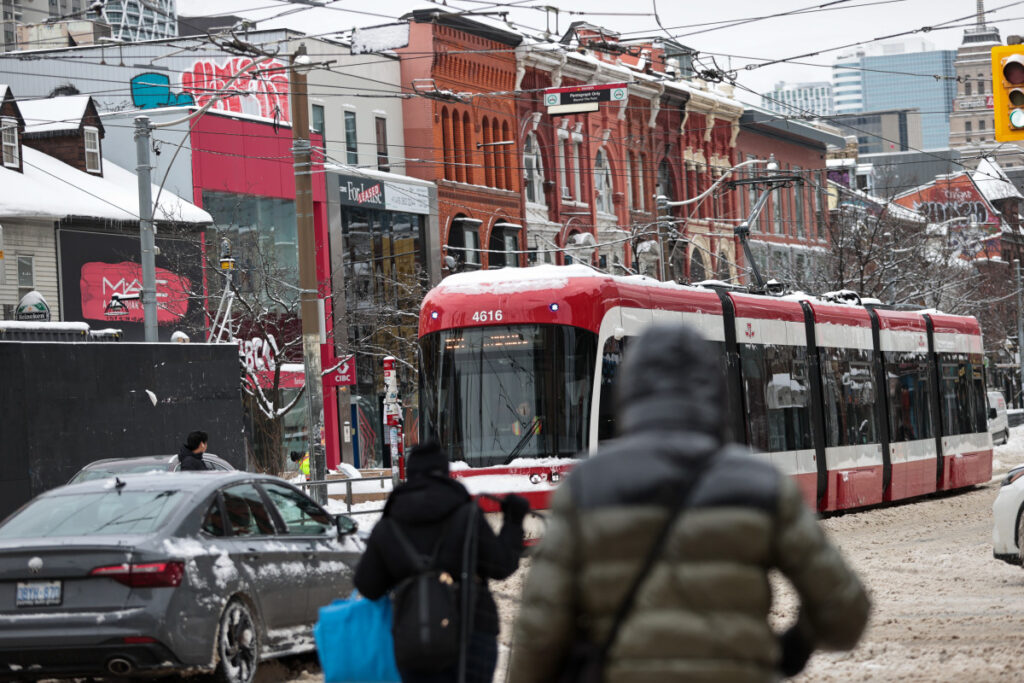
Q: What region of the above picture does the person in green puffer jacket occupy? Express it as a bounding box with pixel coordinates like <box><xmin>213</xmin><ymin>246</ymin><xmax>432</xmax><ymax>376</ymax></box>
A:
<box><xmin>509</xmin><ymin>323</ymin><xmax>870</xmax><ymax>683</ymax></box>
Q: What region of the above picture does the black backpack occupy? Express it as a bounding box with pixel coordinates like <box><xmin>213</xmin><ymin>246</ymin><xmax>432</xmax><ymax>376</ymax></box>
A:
<box><xmin>389</xmin><ymin>509</ymin><xmax>473</xmax><ymax>673</ymax></box>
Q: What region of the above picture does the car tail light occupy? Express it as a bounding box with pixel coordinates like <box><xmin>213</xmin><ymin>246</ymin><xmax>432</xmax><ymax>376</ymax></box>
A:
<box><xmin>123</xmin><ymin>636</ymin><xmax>158</xmax><ymax>644</ymax></box>
<box><xmin>90</xmin><ymin>562</ymin><xmax>184</xmax><ymax>587</ymax></box>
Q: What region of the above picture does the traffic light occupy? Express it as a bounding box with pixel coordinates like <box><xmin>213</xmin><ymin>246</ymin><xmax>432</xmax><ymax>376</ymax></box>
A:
<box><xmin>992</xmin><ymin>44</ymin><xmax>1024</xmax><ymax>142</ymax></box>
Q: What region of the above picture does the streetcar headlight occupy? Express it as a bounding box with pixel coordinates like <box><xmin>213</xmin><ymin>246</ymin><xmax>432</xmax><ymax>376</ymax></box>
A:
<box><xmin>549</xmin><ymin>303</ymin><xmax>559</xmax><ymax>312</ymax></box>
<box><xmin>1001</xmin><ymin>466</ymin><xmax>1024</xmax><ymax>487</ymax></box>
<box><xmin>430</xmin><ymin>311</ymin><xmax>439</xmax><ymax>320</ymax></box>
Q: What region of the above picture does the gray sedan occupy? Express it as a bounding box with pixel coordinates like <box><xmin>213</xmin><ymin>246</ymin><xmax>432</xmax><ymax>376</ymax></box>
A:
<box><xmin>0</xmin><ymin>472</ymin><xmax>361</xmax><ymax>682</ymax></box>
<box><xmin>68</xmin><ymin>453</ymin><xmax>236</xmax><ymax>484</ymax></box>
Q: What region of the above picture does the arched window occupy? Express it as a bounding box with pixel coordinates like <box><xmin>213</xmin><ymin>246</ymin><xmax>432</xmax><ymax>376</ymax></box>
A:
<box><xmin>481</xmin><ymin>116</ymin><xmax>493</xmax><ymax>187</ymax></box>
<box><xmin>492</xmin><ymin>119</ymin><xmax>502</xmax><ymax>189</ymax></box>
<box><xmin>451</xmin><ymin>110</ymin><xmax>464</xmax><ymax>183</ymax></box>
<box><xmin>462</xmin><ymin>111</ymin><xmax>474</xmax><ymax>185</ymax></box>
<box><xmin>657</xmin><ymin>158</ymin><xmax>675</xmax><ymax>202</ymax></box>
<box><xmin>502</xmin><ymin>121</ymin><xmax>514</xmax><ymax>189</ymax></box>
<box><xmin>594</xmin><ymin>148</ymin><xmax>614</xmax><ymax>214</ymax></box>
<box><xmin>689</xmin><ymin>250</ymin><xmax>707</xmax><ymax>282</ymax></box>
<box><xmin>524</xmin><ymin>132</ymin><xmax>545</xmax><ymax>205</ymax></box>
<box><xmin>441</xmin><ymin>107</ymin><xmax>453</xmax><ymax>181</ymax></box>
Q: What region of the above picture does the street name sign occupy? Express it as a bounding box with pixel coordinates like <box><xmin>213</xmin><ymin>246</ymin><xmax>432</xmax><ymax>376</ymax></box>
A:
<box><xmin>543</xmin><ymin>82</ymin><xmax>628</xmax><ymax>115</ymax></box>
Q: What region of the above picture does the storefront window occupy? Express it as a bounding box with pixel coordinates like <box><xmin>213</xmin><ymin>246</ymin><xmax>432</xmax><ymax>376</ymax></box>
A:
<box><xmin>342</xmin><ymin>206</ymin><xmax>429</xmax><ymax>466</ymax></box>
<box><xmin>201</xmin><ymin>191</ymin><xmax>298</xmax><ymax>302</ymax></box>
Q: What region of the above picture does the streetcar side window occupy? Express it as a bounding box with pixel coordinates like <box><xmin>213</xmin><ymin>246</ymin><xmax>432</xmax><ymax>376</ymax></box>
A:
<box><xmin>971</xmin><ymin>356</ymin><xmax>987</xmax><ymax>434</ymax></box>
<box><xmin>739</xmin><ymin>344</ymin><xmax>812</xmax><ymax>452</ymax></box>
<box><xmin>884</xmin><ymin>351</ymin><xmax>934</xmax><ymax>442</ymax></box>
<box><xmin>598</xmin><ymin>336</ymin><xmax>631</xmax><ymax>441</ymax></box>
<box><xmin>820</xmin><ymin>347</ymin><xmax>878</xmax><ymax>447</ymax></box>
<box><xmin>938</xmin><ymin>353</ymin><xmax>976</xmax><ymax>436</ymax></box>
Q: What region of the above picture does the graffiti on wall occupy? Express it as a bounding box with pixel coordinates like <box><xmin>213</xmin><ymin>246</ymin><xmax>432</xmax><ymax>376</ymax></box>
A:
<box><xmin>894</xmin><ymin>173</ymin><xmax>999</xmax><ymax>227</ymax></box>
<box><xmin>181</xmin><ymin>57</ymin><xmax>290</xmax><ymax>122</ymax></box>
<box><xmin>130</xmin><ymin>57</ymin><xmax>291</xmax><ymax>122</ymax></box>
<box><xmin>131</xmin><ymin>73</ymin><xmax>195</xmax><ymax>109</ymax></box>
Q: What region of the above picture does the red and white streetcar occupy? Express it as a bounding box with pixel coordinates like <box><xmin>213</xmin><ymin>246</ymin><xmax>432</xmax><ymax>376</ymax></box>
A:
<box><xmin>417</xmin><ymin>265</ymin><xmax>992</xmax><ymax>513</ymax></box>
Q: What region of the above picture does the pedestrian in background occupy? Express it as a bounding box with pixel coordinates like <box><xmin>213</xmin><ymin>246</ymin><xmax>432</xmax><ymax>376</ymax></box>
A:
<box><xmin>509</xmin><ymin>323</ymin><xmax>870</xmax><ymax>682</ymax></box>
<box><xmin>354</xmin><ymin>440</ymin><xmax>529</xmax><ymax>682</ymax></box>
<box><xmin>290</xmin><ymin>450</ymin><xmax>310</xmax><ymax>477</ymax></box>
<box><xmin>178</xmin><ymin>430</ymin><xmax>208</xmax><ymax>471</ymax></box>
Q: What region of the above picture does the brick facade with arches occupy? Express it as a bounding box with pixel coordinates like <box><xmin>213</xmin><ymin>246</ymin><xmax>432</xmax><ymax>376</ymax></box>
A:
<box><xmin>396</xmin><ymin>10</ymin><xmax>526</xmax><ymax>272</ymax></box>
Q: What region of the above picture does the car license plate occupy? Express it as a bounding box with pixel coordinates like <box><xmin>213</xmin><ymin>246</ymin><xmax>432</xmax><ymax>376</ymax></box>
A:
<box><xmin>16</xmin><ymin>581</ymin><xmax>61</xmax><ymax>607</ymax></box>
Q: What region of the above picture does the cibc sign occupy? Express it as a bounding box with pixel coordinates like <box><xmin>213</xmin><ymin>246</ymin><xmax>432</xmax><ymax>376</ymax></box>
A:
<box><xmin>323</xmin><ymin>354</ymin><xmax>356</xmax><ymax>388</ymax></box>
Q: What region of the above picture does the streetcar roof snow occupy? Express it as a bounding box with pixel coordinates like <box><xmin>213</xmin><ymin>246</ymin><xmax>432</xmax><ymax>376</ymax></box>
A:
<box><xmin>437</xmin><ymin>264</ymin><xmax>605</xmax><ymax>294</ymax></box>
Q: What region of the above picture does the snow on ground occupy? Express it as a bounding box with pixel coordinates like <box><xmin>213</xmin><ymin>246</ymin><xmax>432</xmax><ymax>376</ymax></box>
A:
<box><xmin>992</xmin><ymin>425</ymin><xmax>1024</xmax><ymax>475</ymax></box>
<box><xmin>274</xmin><ymin>431</ymin><xmax>1024</xmax><ymax>681</ymax></box>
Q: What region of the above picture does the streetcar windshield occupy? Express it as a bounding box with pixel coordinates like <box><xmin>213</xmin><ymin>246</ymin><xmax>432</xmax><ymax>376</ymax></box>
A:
<box><xmin>420</xmin><ymin>325</ymin><xmax>598</xmax><ymax>467</ymax></box>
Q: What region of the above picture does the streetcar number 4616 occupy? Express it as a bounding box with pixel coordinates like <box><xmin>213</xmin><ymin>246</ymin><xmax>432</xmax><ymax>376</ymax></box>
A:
<box><xmin>471</xmin><ymin>310</ymin><xmax>503</xmax><ymax>322</ymax></box>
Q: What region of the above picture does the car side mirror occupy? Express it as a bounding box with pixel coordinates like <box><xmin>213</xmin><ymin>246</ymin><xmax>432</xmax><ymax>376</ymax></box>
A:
<box><xmin>335</xmin><ymin>514</ymin><xmax>358</xmax><ymax>537</ymax></box>
<box><xmin>989</xmin><ymin>408</ymin><xmax>997</xmax><ymax>420</ymax></box>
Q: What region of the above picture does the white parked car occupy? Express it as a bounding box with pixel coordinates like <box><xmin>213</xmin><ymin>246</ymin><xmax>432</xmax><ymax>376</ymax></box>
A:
<box><xmin>993</xmin><ymin>464</ymin><xmax>1024</xmax><ymax>564</ymax></box>
<box><xmin>988</xmin><ymin>390</ymin><xmax>1009</xmax><ymax>446</ymax></box>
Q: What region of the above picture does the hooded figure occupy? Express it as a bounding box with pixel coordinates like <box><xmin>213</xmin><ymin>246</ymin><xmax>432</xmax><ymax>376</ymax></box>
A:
<box><xmin>509</xmin><ymin>323</ymin><xmax>870</xmax><ymax>683</ymax></box>
<box><xmin>354</xmin><ymin>440</ymin><xmax>528</xmax><ymax>683</ymax></box>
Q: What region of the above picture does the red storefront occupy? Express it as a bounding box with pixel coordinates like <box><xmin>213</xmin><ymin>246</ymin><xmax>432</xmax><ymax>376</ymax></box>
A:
<box><xmin>187</xmin><ymin>112</ymin><xmax>341</xmax><ymax>470</ymax></box>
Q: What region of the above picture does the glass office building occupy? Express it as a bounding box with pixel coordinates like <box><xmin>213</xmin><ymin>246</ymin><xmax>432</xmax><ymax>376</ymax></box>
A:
<box><xmin>861</xmin><ymin>50</ymin><xmax>957</xmax><ymax>150</ymax></box>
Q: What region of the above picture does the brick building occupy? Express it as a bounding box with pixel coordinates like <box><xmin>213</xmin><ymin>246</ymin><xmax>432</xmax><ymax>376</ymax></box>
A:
<box><xmin>396</xmin><ymin>10</ymin><xmax>526</xmax><ymax>271</ymax></box>
<box><xmin>736</xmin><ymin>107</ymin><xmax>845</xmax><ymax>288</ymax></box>
<box><xmin>514</xmin><ymin>24</ymin><xmax>744</xmax><ymax>281</ymax></box>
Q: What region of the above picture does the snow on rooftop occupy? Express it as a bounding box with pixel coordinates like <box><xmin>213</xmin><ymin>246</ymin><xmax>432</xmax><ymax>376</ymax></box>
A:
<box><xmin>972</xmin><ymin>157</ymin><xmax>1023</xmax><ymax>203</ymax></box>
<box><xmin>17</xmin><ymin>96</ymin><xmax>91</xmax><ymax>134</ymax></box>
<box><xmin>0</xmin><ymin>146</ymin><xmax>211</xmax><ymax>223</ymax></box>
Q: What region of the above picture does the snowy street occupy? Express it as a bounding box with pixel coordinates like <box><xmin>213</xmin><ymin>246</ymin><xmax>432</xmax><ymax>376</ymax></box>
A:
<box><xmin>266</xmin><ymin>429</ymin><xmax>1024</xmax><ymax>682</ymax></box>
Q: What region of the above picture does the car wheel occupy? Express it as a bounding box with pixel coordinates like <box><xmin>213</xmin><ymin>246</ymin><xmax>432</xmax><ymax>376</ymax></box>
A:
<box><xmin>1003</xmin><ymin>430</ymin><xmax>1010</xmax><ymax>445</ymax></box>
<box><xmin>213</xmin><ymin>598</ymin><xmax>260</xmax><ymax>683</ymax></box>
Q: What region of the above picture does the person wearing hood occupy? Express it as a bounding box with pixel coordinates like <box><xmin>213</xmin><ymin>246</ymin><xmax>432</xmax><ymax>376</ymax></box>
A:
<box><xmin>509</xmin><ymin>323</ymin><xmax>870</xmax><ymax>682</ymax></box>
<box><xmin>178</xmin><ymin>431</ymin><xmax>208</xmax><ymax>471</ymax></box>
<box><xmin>353</xmin><ymin>440</ymin><xmax>528</xmax><ymax>683</ymax></box>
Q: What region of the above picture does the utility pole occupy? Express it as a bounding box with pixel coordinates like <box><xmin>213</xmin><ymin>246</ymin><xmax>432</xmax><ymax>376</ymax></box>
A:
<box><xmin>1016</xmin><ymin>259</ymin><xmax>1024</xmax><ymax>408</ymax></box>
<box><xmin>290</xmin><ymin>44</ymin><xmax>327</xmax><ymax>503</ymax></box>
<box><xmin>134</xmin><ymin>116</ymin><xmax>159</xmax><ymax>343</ymax></box>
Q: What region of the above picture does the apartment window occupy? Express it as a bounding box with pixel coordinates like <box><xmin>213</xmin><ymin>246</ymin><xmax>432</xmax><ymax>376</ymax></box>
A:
<box><xmin>84</xmin><ymin>126</ymin><xmax>101</xmax><ymax>173</ymax></box>
<box><xmin>594</xmin><ymin>148</ymin><xmax>613</xmax><ymax>214</ymax></box>
<box><xmin>463</xmin><ymin>226</ymin><xmax>480</xmax><ymax>265</ymax></box>
<box><xmin>965</xmin><ymin>120</ymin><xmax>972</xmax><ymax>142</ymax></box>
<box><xmin>979</xmin><ymin>119</ymin><xmax>986</xmax><ymax>133</ymax></box>
<box><xmin>344</xmin><ymin>111</ymin><xmax>357</xmax><ymax>165</ymax></box>
<box><xmin>17</xmin><ymin>254</ymin><xmax>33</xmax><ymax>301</ymax></box>
<box><xmin>557</xmin><ymin>134</ymin><xmax>571</xmax><ymax>200</ymax></box>
<box><xmin>978</xmin><ymin>74</ymin><xmax>985</xmax><ymax>95</ymax></box>
<box><xmin>746</xmin><ymin>154</ymin><xmax>758</xmax><ymax>229</ymax></box>
<box><xmin>625</xmin><ymin>153</ymin><xmax>634</xmax><ymax>210</ymax></box>
<box><xmin>793</xmin><ymin>166</ymin><xmax>805</xmax><ymax>238</ymax></box>
<box><xmin>965</xmin><ymin>81</ymin><xmax>972</xmax><ymax>96</ymax></box>
<box><xmin>571</xmin><ymin>140</ymin><xmax>582</xmax><ymax>200</ymax></box>
<box><xmin>523</xmin><ymin>132</ymin><xmax>545</xmax><ymax>205</ymax></box>
<box><xmin>375</xmin><ymin>117</ymin><xmax>389</xmax><ymax>172</ymax></box>
<box><xmin>773</xmin><ymin>189</ymin><xmax>783</xmax><ymax>234</ymax></box>
<box><xmin>311</xmin><ymin>104</ymin><xmax>325</xmax><ymax>137</ymax></box>
<box><xmin>1</xmin><ymin>117</ymin><xmax>18</xmax><ymax>169</ymax></box>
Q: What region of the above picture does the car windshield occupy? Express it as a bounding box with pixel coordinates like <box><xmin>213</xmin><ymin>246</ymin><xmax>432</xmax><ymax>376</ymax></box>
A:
<box><xmin>420</xmin><ymin>324</ymin><xmax>597</xmax><ymax>467</ymax></box>
<box><xmin>70</xmin><ymin>461</ymin><xmax>171</xmax><ymax>484</ymax></box>
<box><xmin>0</xmin><ymin>489</ymin><xmax>185</xmax><ymax>538</ymax></box>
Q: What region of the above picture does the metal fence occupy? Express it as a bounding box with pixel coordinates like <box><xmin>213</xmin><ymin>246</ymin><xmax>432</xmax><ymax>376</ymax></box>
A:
<box><xmin>294</xmin><ymin>475</ymin><xmax>392</xmax><ymax>515</ymax></box>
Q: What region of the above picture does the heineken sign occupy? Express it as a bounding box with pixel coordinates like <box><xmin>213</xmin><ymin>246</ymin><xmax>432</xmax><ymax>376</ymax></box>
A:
<box><xmin>543</xmin><ymin>83</ymin><xmax>629</xmax><ymax>115</ymax></box>
<box><xmin>16</xmin><ymin>290</ymin><xmax>51</xmax><ymax>321</ymax></box>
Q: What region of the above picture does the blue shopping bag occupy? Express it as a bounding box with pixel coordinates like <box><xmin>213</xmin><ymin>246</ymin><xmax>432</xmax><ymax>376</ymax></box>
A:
<box><xmin>314</xmin><ymin>592</ymin><xmax>401</xmax><ymax>683</ymax></box>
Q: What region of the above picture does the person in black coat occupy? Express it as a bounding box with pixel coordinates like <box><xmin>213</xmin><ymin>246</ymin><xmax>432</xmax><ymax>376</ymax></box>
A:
<box><xmin>178</xmin><ymin>431</ymin><xmax>208</xmax><ymax>471</ymax></box>
<box><xmin>354</xmin><ymin>440</ymin><xmax>529</xmax><ymax>683</ymax></box>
